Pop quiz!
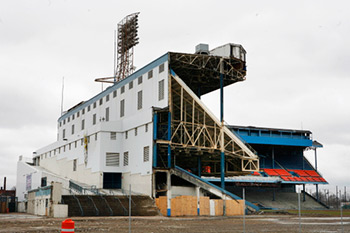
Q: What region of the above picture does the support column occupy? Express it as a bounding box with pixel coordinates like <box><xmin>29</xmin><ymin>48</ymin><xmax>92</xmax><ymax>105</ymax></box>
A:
<box><xmin>153</xmin><ymin>113</ymin><xmax>158</xmax><ymax>167</ymax></box>
<box><xmin>198</xmin><ymin>156</ymin><xmax>201</xmax><ymax>177</ymax></box>
<box><xmin>314</xmin><ymin>147</ymin><xmax>319</xmax><ymax>201</ymax></box>
<box><xmin>166</xmin><ymin>172</ymin><xmax>171</xmax><ymax>217</ymax></box>
<box><xmin>167</xmin><ymin>112</ymin><xmax>172</xmax><ymax>168</ymax></box>
<box><xmin>197</xmin><ymin>86</ymin><xmax>201</xmax><ymax>99</ymax></box>
<box><xmin>272</xmin><ymin>146</ymin><xmax>275</xmax><ymax>169</ymax></box>
<box><xmin>196</xmin><ymin>186</ymin><xmax>200</xmax><ymax>216</ymax></box>
<box><xmin>303</xmin><ymin>184</ymin><xmax>306</xmax><ymax>202</ymax></box>
<box><xmin>220</xmin><ymin>70</ymin><xmax>225</xmax><ymax>190</ymax></box>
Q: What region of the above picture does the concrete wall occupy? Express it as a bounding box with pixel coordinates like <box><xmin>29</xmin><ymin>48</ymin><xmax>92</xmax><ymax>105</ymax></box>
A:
<box><xmin>121</xmin><ymin>172</ymin><xmax>152</xmax><ymax>196</ymax></box>
<box><xmin>20</xmin><ymin>58</ymin><xmax>170</xmax><ymax>195</ymax></box>
<box><xmin>52</xmin><ymin>204</ymin><xmax>68</xmax><ymax>218</ymax></box>
<box><xmin>16</xmin><ymin>157</ymin><xmax>42</xmax><ymax>202</ymax></box>
<box><xmin>26</xmin><ymin>182</ymin><xmax>68</xmax><ymax>217</ymax></box>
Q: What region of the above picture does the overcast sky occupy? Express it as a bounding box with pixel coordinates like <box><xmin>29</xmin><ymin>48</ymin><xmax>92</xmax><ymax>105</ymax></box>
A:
<box><xmin>1</xmin><ymin>0</ymin><xmax>349</xmax><ymax>193</ymax></box>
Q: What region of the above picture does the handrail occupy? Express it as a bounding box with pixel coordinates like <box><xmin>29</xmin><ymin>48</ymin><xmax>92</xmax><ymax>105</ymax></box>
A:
<box><xmin>100</xmin><ymin>195</ymin><xmax>113</xmax><ymax>216</ymax></box>
<box><xmin>174</xmin><ymin>166</ymin><xmax>260</xmax><ymax>211</ymax></box>
<box><xmin>113</xmin><ymin>196</ymin><xmax>128</xmax><ymax>216</ymax></box>
<box><xmin>88</xmin><ymin>196</ymin><xmax>99</xmax><ymax>216</ymax></box>
<box><xmin>72</xmin><ymin>195</ymin><xmax>84</xmax><ymax>216</ymax></box>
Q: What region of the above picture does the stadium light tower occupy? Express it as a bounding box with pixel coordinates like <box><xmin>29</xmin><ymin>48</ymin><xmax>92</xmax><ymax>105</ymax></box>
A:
<box><xmin>95</xmin><ymin>12</ymin><xmax>140</xmax><ymax>84</ymax></box>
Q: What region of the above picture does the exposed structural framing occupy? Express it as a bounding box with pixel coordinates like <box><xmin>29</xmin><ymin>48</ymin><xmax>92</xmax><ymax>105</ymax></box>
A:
<box><xmin>169</xmin><ymin>52</ymin><xmax>246</xmax><ymax>96</ymax></box>
<box><xmin>95</xmin><ymin>12</ymin><xmax>140</xmax><ymax>84</ymax></box>
<box><xmin>166</xmin><ymin>71</ymin><xmax>259</xmax><ymax>173</ymax></box>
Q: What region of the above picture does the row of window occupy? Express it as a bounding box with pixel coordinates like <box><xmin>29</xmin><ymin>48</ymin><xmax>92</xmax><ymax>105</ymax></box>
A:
<box><xmin>41</xmin><ymin>124</ymin><xmax>149</xmax><ymax>160</ymax></box>
<box><xmin>59</xmin><ymin>63</ymin><xmax>165</xmax><ymax>128</ymax></box>
<box><xmin>62</xmin><ymin>79</ymin><xmax>163</xmax><ymax>138</ymax></box>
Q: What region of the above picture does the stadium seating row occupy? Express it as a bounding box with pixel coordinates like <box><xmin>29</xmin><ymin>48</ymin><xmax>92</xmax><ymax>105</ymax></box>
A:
<box><xmin>259</xmin><ymin>168</ymin><xmax>327</xmax><ymax>183</ymax></box>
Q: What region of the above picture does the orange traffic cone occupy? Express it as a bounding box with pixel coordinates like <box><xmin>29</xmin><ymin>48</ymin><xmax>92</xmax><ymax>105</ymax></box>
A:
<box><xmin>61</xmin><ymin>219</ymin><xmax>75</xmax><ymax>233</ymax></box>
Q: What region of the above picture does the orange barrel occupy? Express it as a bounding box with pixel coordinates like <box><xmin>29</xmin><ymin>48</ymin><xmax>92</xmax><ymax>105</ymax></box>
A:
<box><xmin>61</xmin><ymin>219</ymin><xmax>75</xmax><ymax>233</ymax></box>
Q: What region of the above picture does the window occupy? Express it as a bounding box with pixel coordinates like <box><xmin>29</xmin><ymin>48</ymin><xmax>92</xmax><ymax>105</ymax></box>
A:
<box><xmin>64</xmin><ymin>145</ymin><xmax>66</xmax><ymax>152</ymax></box>
<box><xmin>145</xmin><ymin>124</ymin><xmax>148</xmax><ymax>132</ymax></box>
<box><xmin>71</xmin><ymin>124</ymin><xmax>75</xmax><ymax>135</ymax></box>
<box><xmin>81</xmin><ymin>138</ymin><xmax>83</xmax><ymax>146</ymax></box>
<box><xmin>106</xmin><ymin>94</ymin><xmax>110</xmax><ymax>102</ymax></box>
<box><xmin>88</xmin><ymin>105</ymin><xmax>91</xmax><ymax>112</ymax></box>
<box><xmin>110</xmin><ymin>132</ymin><xmax>116</xmax><ymax>140</ymax></box>
<box><xmin>137</xmin><ymin>91</ymin><xmax>142</xmax><ymax>110</ymax></box>
<box><xmin>148</xmin><ymin>70</ymin><xmax>153</xmax><ymax>79</ymax></box>
<box><xmin>81</xmin><ymin>119</ymin><xmax>85</xmax><ymax>130</ymax></box>
<box><xmin>41</xmin><ymin>177</ymin><xmax>47</xmax><ymax>187</ymax></box>
<box><xmin>99</xmin><ymin>98</ymin><xmax>103</xmax><ymax>105</ymax></box>
<box><xmin>125</xmin><ymin>131</ymin><xmax>128</xmax><ymax>139</ymax></box>
<box><xmin>123</xmin><ymin>152</ymin><xmax>129</xmax><ymax>166</ymax></box>
<box><xmin>135</xmin><ymin>127</ymin><xmax>138</xmax><ymax>136</ymax></box>
<box><xmin>63</xmin><ymin>129</ymin><xmax>66</xmax><ymax>139</ymax></box>
<box><xmin>73</xmin><ymin>159</ymin><xmax>77</xmax><ymax>171</ymax></box>
<box><xmin>129</xmin><ymin>81</ymin><xmax>133</xmax><ymax>89</ymax></box>
<box><xmin>77</xmin><ymin>111</ymin><xmax>80</xmax><ymax>117</ymax></box>
<box><xmin>63</xmin><ymin>119</ymin><xmax>66</xmax><ymax>125</ymax></box>
<box><xmin>113</xmin><ymin>90</ymin><xmax>117</xmax><ymax>98</ymax></box>
<box><xmin>120</xmin><ymin>99</ymin><xmax>125</xmax><ymax>117</ymax></box>
<box><xmin>159</xmin><ymin>63</ymin><xmax>164</xmax><ymax>73</ymax></box>
<box><xmin>69</xmin><ymin>143</ymin><xmax>71</xmax><ymax>150</ymax></box>
<box><xmin>59</xmin><ymin>147</ymin><xmax>61</xmax><ymax>153</ymax></box>
<box><xmin>93</xmin><ymin>102</ymin><xmax>96</xmax><ymax>108</ymax></box>
<box><xmin>95</xmin><ymin>133</ymin><xmax>98</xmax><ymax>141</ymax></box>
<box><xmin>105</xmin><ymin>107</ymin><xmax>109</xmax><ymax>122</ymax></box>
<box><xmin>72</xmin><ymin>114</ymin><xmax>75</xmax><ymax>120</ymax></box>
<box><xmin>159</xmin><ymin>79</ymin><xmax>165</xmax><ymax>101</ymax></box>
<box><xmin>68</xmin><ymin>117</ymin><xmax>70</xmax><ymax>122</ymax></box>
<box><xmin>121</xmin><ymin>86</ymin><xmax>125</xmax><ymax>94</ymax></box>
<box><xmin>143</xmin><ymin>146</ymin><xmax>150</xmax><ymax>162</ymax></box>
<box><xmin>60</xmin><ymin>122</ymin><xmax>62</xmax><ymax>127</ymax></box>
<box><xmin>82</xmin><ymin>108</ymin><xmax>85</xmax><ymax>114</ymax></box>
<box><xmin>138</xmin><ymin>76</ymin><xmax>143</xmax><ymax>84</ymax></box>
<box><xmin>75</xmin><ymin>141</ymin><xmax>77</xmax><ymax>148</ymax></box>
<box><xmin>93</xmin><ymin>114</ymin><xmax>96</xmax><ymax>125</ymax></box>
<box><xmin>106</xmin><ymin>153</ymin><xmax>119</xmax><ymax>166</ymax></box>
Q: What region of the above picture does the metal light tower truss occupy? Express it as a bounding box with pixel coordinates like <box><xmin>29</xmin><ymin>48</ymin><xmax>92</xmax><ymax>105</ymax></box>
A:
<box><xmin>115</xmin><ymin>12</ymin><xmax>139</xmax><ymax>82</ymax></box>
<box><xmin>168</xmin><ymin>72</ymin><xmax>259</xmax><ymax>172</ymax></box>
<box><xmin>95</xmin><ymin>12</ymin><xmax>139</xmax><ymax>84</ymax></box>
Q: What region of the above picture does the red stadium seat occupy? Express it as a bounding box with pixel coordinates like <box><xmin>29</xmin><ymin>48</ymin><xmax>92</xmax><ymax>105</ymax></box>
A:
<box><xmin>264</xmin><ymin>169</ymin><xmax>279</xmax><ymax>176</ymax></box>
<box><xmin>274</xmin><ymin>169</ymin><xmax>292</xmax><ymax>176</ymax></box>
<box><xmin>305</xmin><ymin>170</ymin><xmax>320</xmax><ymax>177</ymax></box>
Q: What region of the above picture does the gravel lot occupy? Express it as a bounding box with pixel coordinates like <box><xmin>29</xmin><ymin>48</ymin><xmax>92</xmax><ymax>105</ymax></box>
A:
<box><xmin>0</xmin><ymin>213</ymin><xmax>349</xmax><ymax>232</ymax></box>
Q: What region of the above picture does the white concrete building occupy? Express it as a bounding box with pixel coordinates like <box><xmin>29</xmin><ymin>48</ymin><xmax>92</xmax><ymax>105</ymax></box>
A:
<box><xmin>17</xmin><ymin>44</ymin><xmax>261</xmax><ymax>215</ymax></box>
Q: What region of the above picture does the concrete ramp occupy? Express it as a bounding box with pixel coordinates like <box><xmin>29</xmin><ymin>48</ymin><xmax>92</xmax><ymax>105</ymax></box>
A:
<box><xmin>172</xmin><ymin>166</ymin><xmax>260</xmax><ymax>211</ymax></box>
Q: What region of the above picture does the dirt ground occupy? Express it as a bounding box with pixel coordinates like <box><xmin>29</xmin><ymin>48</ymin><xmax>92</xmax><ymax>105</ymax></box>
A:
<box><xmin>0</xmin><ymin>213</ymin><xmax>349</xmax><ymax>233</ymax></box>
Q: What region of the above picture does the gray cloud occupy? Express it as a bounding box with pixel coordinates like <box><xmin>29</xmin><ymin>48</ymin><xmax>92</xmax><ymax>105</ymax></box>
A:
<box><xmin>1</xmin><ymin>0</ymin><xmax>350</xmax><ymax>189</ymax></box>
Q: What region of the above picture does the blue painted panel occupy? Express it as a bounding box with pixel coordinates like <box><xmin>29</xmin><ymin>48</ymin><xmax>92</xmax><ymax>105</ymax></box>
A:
<box><xmin>241</xmin><ymin>135</ymin><xmax>312</xmax><ymax>147</ymax></box>
<box><xmin>167</xmin><ymin>208</ymin><xmax>171</xmax><ymax>217</ymax></box>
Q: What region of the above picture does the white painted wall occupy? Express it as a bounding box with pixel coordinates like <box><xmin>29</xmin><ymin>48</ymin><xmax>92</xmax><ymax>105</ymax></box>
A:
<box><xmin>16</xmin><ymin>157</ymin><xmax>42</xmax><ymax>202</ymax></box>
<box><xmin>18</xmin><ymin>57</ymin><xmax>169</xmax><ymax>196</ymax></box>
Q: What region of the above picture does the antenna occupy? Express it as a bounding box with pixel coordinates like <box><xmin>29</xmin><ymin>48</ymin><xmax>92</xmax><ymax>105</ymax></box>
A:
<box><xmin>95</xmin><ymin>12</ymin><xmax>140</xmax><ymax>84</ymax></box>
<box><xmin>61</xmin><ymin>76</ymin><xmax>64</xmax><ymax>116</ymax></box>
